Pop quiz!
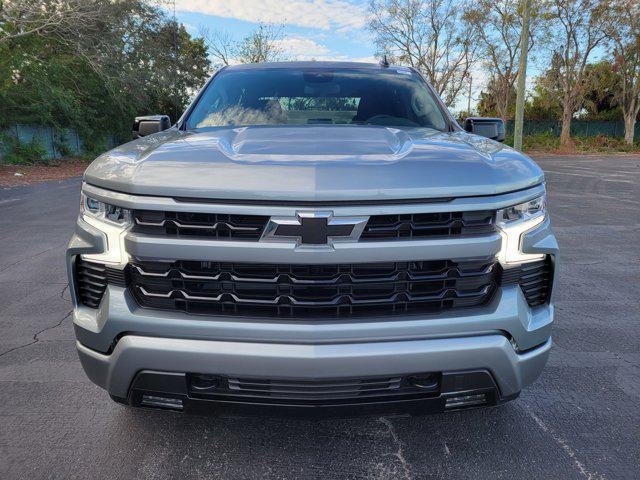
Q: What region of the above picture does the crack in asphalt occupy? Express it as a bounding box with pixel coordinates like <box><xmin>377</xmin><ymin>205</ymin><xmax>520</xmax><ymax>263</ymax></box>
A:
<box><xmin>60</xmin><ymin>283</ymin><xmax>70</xmax><ymax>300</ymax></box>
<box><xmin>526</xmin><ymin>407</ymin><xmax>605</xmax><ymax>480</ymax></box>
<box><xmin>0</xmin><ymin>242</ymin><xmax>67</xmax><ymax>274</ymax></box>
<box><xmin>0</xmin><ymin>309</ymin><xmax>72</xmax><ymax>359</ymax></box>
<box><xmin>378</xmin><ymin>417</ymin><xmax>412</xmax><ymax>480</ymax></box>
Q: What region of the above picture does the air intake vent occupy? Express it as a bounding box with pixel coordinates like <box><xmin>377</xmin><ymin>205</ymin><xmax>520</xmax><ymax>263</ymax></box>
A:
<box><xmin>187</xmin><ymin>373</ymin><xmax>440</xmax><ymax>405</ymax></box>
<box><xmin>74</xmin><ymin>258</ymin><xmax>127</xmax><ymax>308</ymax></box>
<box><xmin>501</xmin><ymin>257</ymin><xmax>553</xmax><ymax>306</ymax></box>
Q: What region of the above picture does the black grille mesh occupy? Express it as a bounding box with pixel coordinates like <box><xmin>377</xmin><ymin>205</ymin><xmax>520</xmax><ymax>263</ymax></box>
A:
<box><xmin>133</xmin><ymin>210</ymin><xmax>269</xmax><ymax>240</ymax></box>
<box><xmin>129</xmin><ymin>257</ymin><xmax>498</xmax><ymax>318</ymax></box>
<box><xmin>188</xmin><ymin>373</ymin><xmax>440</xmax><ymax>405</ymax></box>
<box><xmin>501</xmin><ymin>257</ymin><xmax>553</xmax><ymax>306</ymax></box>
<box><xmin>360</xmin><ymin>211</ymin><xmax>495</xmax><ymax>240</ymax></box>
<box><xmin>132</xmin><ymin>209</ymin><xmax>495</xmax><ymax>241</ymax></box>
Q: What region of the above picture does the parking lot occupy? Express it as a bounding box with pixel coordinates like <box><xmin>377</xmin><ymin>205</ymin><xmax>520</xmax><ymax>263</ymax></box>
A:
<box><xmin>0</xmin><ymin>154</ymin><xmax>638</xmax><ymax>479</ymax></box>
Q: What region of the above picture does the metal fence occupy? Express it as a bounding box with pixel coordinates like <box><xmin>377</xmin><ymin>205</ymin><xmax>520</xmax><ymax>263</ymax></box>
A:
<box><xmin>0</xmin><ymin>124</ymin><xmax>119</xmax><ymax>161</ymax></box>
<box><xmin>505</xmin><ymin>120</ymin><xmax>639</xmax><ymax>138</ymax></box>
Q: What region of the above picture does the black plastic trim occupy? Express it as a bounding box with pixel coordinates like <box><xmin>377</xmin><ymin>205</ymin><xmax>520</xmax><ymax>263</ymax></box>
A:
<box><xmin>125</xmin><ymin>369</ymin><xmax>512</xmax><ymax>417</ymax></box>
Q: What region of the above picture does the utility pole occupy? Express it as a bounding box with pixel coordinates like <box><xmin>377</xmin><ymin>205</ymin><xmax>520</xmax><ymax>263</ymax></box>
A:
<box><xmin>172</xmin><ymin>0</ymin><xmax>178</xmax><ymax>120</ymax></box>
<box><xmin>514</xmin><ymin>0</ymin><xmax>530</xmax><ymax>151</ymax></box>
<box><xmin>467</xmin><ymin>73</ymin><xmax>473</xmax><ymax>115</ymax></box>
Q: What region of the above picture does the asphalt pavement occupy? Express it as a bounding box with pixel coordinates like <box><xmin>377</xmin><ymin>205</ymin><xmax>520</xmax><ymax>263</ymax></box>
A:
<box><xmin>0</xmin><ymin>155</ymin><xmax>638</xmax><ymax>479</ymax></box>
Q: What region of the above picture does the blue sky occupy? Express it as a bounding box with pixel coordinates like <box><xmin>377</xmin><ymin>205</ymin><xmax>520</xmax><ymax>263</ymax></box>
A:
<box><xmin>174</xmin><ymin>0</ymin><xmax>377</xmax><ymax>63</ymax></box>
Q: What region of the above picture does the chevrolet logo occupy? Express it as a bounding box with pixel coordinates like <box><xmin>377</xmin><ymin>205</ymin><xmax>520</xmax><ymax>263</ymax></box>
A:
<box><xmin>261</xmin><ymin>212</ymin><xmax>368</xmax><ymax>246</ymax></box>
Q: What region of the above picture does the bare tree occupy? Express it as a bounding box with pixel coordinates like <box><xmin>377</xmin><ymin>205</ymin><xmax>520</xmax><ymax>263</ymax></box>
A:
<box><xmin>368</xmin><ymin>0</ymin><xmax>477</xmax><ymax>107</ymax></box>
<box><xmin>603</xmin><ymin>0</ymin><xmax>640</xmax><ymax>145</ymax></box>
<box><xmin>204</xmin><ymin>28</ymin><xmax>235</xmax><ymax>68</ymax></box>
<box><xmin>466</xmin><ymin>0</ymin><xmax>538</xmax><ymax>122</ymax></box>
<box><xmin>0</xmin><ymin>0</ymin><xmax>104</xmax><ymax>44</ymax></box>
<box><xmin>547</xmin><ymin>0</ymin><xmax>607</xmax><ymax>146</ymax></box>
<box><xmin>204</xmin><ymin>23</ymin><xmax>285</xmax><ymax>69</ymax></box>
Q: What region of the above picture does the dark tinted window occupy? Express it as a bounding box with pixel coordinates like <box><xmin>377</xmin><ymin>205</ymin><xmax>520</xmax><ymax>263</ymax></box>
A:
<box><xmin>186</xmin><ymin>67</ymin><xmax>448</xmax><ymax>130</ymax></box>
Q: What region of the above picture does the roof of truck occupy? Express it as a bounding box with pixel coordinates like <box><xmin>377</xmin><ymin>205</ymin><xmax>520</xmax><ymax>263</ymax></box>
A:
<box><xmin>224</xmin><ymin>61</ymin><xmax>403</xmax><ymax>71</ymax></box>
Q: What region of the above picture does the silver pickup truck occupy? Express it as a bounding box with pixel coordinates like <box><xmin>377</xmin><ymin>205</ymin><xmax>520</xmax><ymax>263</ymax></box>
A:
<box><xmin>67</xmin><ymin>61</ymin><xmax>558</xmax><ymax>415</ymax></box>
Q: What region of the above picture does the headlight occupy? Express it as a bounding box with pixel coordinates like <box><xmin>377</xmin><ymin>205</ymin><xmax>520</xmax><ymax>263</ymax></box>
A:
<box><xmin>496</xmin><ymin>194</ymin><xmax>546</xmax><ymax>265</ymax></box>
<box><xmin>80</xmin><ymin>193</ymin><xmax>131</xmax><ymax>264</ymax></box>
<box><xmin>81</xmin><ymin>193</ymin><xmax>131</xmax><ymax>226</ymax></box>
<box><xmin>496</xmin><ymin>194</ymin><xmax>546</xmax><ymax>226</ymax></box>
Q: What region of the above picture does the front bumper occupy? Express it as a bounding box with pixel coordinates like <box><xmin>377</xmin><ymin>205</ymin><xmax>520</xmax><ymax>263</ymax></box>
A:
<box><xmin>78</xmin><ymin>333</ymin><xmax>551</xmax><ymax>403</ymax></box>
<box><xmin>68</xmin><ymin>183</ymin><xmax>559</xmax><ymax>413</ymax></box>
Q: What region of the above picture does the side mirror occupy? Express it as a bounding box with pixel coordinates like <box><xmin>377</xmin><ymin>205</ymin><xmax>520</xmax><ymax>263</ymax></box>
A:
<box><xmin>133</xmin><ymin>115</ymin><xmax>171</xmax><ymax>138</ymax></box>
<box><xmin>464</xmin><ymin>117</ymin><xmax>505</xmax><ymax>142</ymax></box>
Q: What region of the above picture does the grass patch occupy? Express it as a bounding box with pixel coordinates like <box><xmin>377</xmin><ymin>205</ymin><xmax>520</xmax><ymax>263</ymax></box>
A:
<box><xmin>504</xmin><ymin>133</ymin><xmax>640</xmax><ymax>154</ymax></box>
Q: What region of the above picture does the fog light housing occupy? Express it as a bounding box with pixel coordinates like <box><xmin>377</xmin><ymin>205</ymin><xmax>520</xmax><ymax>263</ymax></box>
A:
<box><xmin>140</xmin><ymin>394</ymin><xmax>184</xmax><ymax>411</ymax></box>
<box><xmin>445</xmin><ymin>393</ymin><xmax>487</xmax><ymax>409</ymax></box>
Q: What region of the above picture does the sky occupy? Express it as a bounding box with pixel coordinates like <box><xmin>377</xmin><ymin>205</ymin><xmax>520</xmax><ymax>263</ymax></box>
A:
<box><xmin>174</xmin><ymin>0</ymin><xmax>377</xmax><ymax>64</ymax></box>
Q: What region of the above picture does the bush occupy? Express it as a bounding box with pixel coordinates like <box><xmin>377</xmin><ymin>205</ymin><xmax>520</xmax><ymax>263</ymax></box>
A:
<box><xmin>81</xmin><ymin>138</ymin><xmax>109</xmax><ymax>160</ymax></box>
<box><xmin>54</xmin><ymin>131</ymin><xmax>73</xmax><ymax>157</ymax></box>
<box><xmin>1</xmin><ymin>136</ymin><xmax>48</xmax><ymax>165</ymax></box>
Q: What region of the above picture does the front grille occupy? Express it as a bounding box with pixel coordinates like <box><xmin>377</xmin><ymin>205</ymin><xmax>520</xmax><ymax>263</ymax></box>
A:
<box><xmin>187</xmin><ymin>373</ymin><xmax>440</xmax><ymax>405</ymax></box>
<box><xmin>132</xmin><ymin>209</ymin><xmax>495</xmax><ymax>241</ymax></box>
<box><xmin>129</xmin><ymin>257</ymin><xmax>498</xmax><ymax>318</ymax></box>
<box><xmin>74</xmin><ymin>258</ymin><xmax>127</xmax><ymax>308</ymax></box>
<box><xmin>501</xmin><ymin>257</ymin><xmax>553</xmax><ymax>306</ymax></box>
<box><xmin>132</xmin><ymin>210</ymin><xmax>269</xmax><ymax>240</ymax></box>
<box><xmin>360</xmin><ymin>210</ymin><xmax>495</xmax><ymax>240</ymax></box>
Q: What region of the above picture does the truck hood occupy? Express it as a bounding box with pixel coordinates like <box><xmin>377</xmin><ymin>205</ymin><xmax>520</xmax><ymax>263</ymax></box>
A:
<box><xmin>84</xmin><ymin>125</ymin><xmax>544</xmax><ymax>201</ymax></box>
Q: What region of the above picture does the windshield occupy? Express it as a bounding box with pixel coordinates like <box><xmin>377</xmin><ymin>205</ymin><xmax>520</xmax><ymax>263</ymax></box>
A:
<box><xmin>186</xmin><ymin>67</ymin><xmax>449</xmax><ymax>130</ymax></box>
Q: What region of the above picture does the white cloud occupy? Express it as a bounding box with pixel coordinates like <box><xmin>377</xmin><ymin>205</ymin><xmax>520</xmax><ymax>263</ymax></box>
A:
<box><xmin>175</xmin><ymin>0</ymin><xmax>367</xmax><ymax>31</ymax></box>
<box><xmin>277</xmin><ymin>38</ymin><xmax>331</xmax><ymax>58</ymax></box>
<box><xmin>342</xmin><ymin>55</ymin><xmax>377</xmax><ymax>63</ymax></box>
<box><xmin>276</xmin><ymin>37</ymin><xmax>376</xmax><ymax>62</ymax></box>
<box><xmin>182</xmin><ymin>22</ymin><xmax>197</xmax><ymax>34</ymax></box>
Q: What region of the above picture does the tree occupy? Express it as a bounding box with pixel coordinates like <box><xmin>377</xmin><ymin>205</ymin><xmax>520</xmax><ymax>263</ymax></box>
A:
<box><xmin>477</xmin><ymin>79</ymin><xmax>517</xmax><ymax>119</ymax></box>
<box><xmin>465</xmin><ymin>0</ymin><xmax>538</xmax><ymax>122</ymax></box>
<box><xmin>236</xmin><ymin>23</ymin><xmax>285</xmax><ymax>64</ymax></box>
<box><xmin>603</xmin><ymin>0</ymin><xmax>640</xmax><ymax>144</ymax></box>
<box><xmin>0</xmin><ymin>0</ymin><xmax>105</xmax><ymax>44</ymax></box>
<box><xmin>527</xmin><ymin>51</ymin><xmax>564</xmax><ymax>120</ymax></box>
<box><xmin>581</xmin><ymin>61</ymin><xmax>622</xmax><ymax>120</ymax></box>
<box><xmin>206</xmin><ymin>23</ymin><xmax>285</xmax><ymax>68</ymax></box>
<box><xmin>546</xmin><ymin>0</ymin><xmax>607</xmax><ymax>146</ymax></box>
<box><xmin>0</xmin><ymin>0</ymin><xmax>210</xmax><ymax>146</ymax></box>
<box><xmin>368</xmin><ymin>0</ymin><xmax>477</xmax><ymax>107</ymax></box>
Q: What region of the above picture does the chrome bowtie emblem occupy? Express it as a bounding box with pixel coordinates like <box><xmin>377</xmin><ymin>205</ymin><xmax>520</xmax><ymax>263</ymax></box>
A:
<box><xmin>261</xmin><ymin>211</ymin><xmax>368</xmax><ymax>246</ymax></box>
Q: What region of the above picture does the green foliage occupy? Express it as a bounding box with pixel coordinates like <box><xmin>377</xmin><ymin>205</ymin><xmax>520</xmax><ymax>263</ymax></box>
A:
<box><xmin>523</xmin><ymin>59</ymin><xmax>627</xmax><ymax>122</ymax></box>
<box><xmin>524</xmin><ymin>52</ymin><xmax>564</xmax><ymax>121</ymax></box>
<box><xmin>1</xmin><ymin>136</ymin><xmax>48</xmax><ymax>165</ymax></box>
<box><xmin>477</xmin><ymin>79</ymin><xmax>517</xmax><ymax>120</ymax></box>
<box><xmin>0</xmin><ymin>0</ymin><xmax>211</xmax><ymax>151</ymax></box>
<box><xmin>579</xmin><ymin>61</ymin><xmax>623</xmax><ymax>120</ymax></box>
<box><xmin>81</xmin><ymin>137</ymin><xmax>108</xmax><ymax>160</ymax></box>
<box><xmin>53</xmin><ymin>131</ymin><xmax>72</xmax><ymax>157</ymax></box>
